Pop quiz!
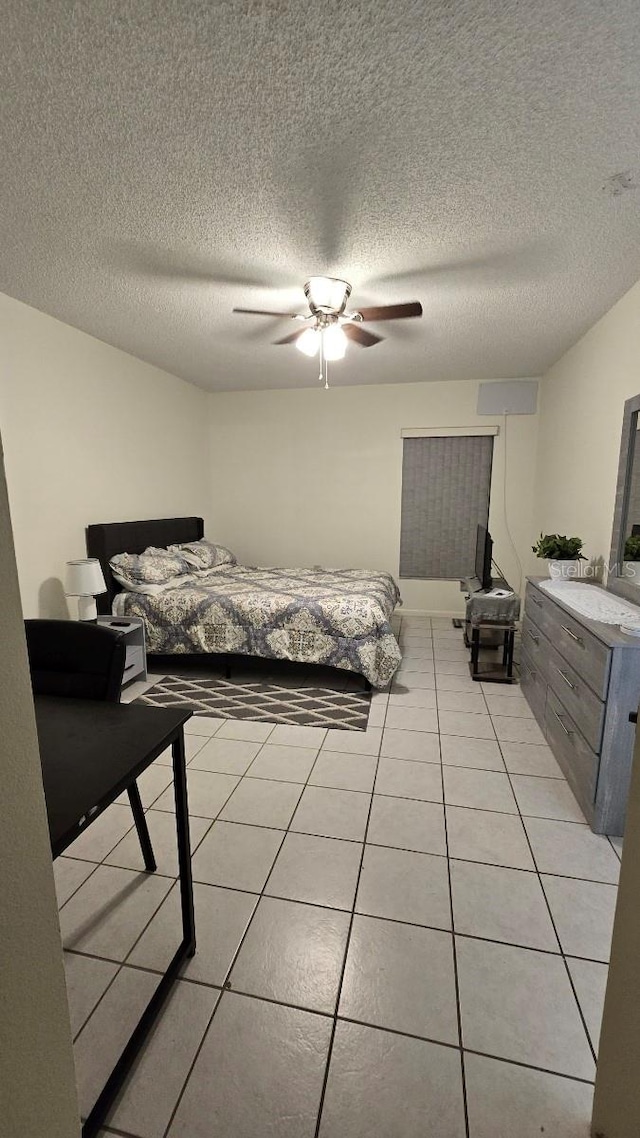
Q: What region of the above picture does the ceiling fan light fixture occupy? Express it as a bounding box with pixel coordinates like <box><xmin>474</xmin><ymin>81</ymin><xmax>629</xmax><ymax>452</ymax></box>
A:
<box><xmin>295</xmin><ymin>327</ymin><xmax>321</xmax><ymax>357</ymax></box>
<box><xmin>322</xmin><ymin>324</ymin><xmax>348</xmax><ymax>360</ymax></box>
<box><xmin>305</xmin><ymin>276</ymin><xmax>352</xmax><ymax>314</ymax></box>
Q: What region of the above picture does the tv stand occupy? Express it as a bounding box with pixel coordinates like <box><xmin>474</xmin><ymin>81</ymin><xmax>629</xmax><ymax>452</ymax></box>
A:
<box><xmin>461</xmin><ymin>576</ymin><xmax>521</xmax><ymax>684</ymax></box>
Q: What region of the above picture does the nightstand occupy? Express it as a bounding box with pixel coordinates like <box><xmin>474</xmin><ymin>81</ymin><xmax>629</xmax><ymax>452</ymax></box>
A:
<box><xmin>97</xmin><ymin>615</ymin><xmax>147</xmax><ymax>688</ymax></box>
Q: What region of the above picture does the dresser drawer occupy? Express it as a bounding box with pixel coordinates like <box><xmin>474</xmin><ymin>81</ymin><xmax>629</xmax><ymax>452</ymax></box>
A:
<box><xmin>520</xmin><ymin>649</ymin><xmax>547</xmax><ymax>725</ymax></box>
<box><xmin>525</xmin><ymin>585</ymin><xmax>611</xmax><ymax>700</ymax></box>
<box><xmin>521</xmin><ymin>614</ymin><xmax>550</xmax><ymax>680</ymax></box>
<box><xmin>546</xmin><ymin>642</ymin><xmax>605</xmax><ymax>753</ymax></box>
<box><xmin>544</xmin><ymin>688</ymin><xmax>598</xmax><ymax>818</ymax></box>
<box><xmin>525</xmin><ymin>586</ymin><xmax>547</xmax><ymax>624</ymax></box>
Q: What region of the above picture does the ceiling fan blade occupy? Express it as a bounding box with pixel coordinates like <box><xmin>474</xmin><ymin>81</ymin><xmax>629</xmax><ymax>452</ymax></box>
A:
<box><xmin>273</xmin><ymin>328</ymin><xmax>307</xmax><ymax>345</ymax></box>
<box><xmin>233</xmin><ymin>307</ymin><xmax>303</xmax><ymax>318</ymax></box>
<box><xmin>343</xmin><ymin>324</ymin><xmax>384</xmax><ymax>348</ymax></box>
<box><xmin>353</xmin><ymin>301</ymin><xmax>423</xmax><ymax>322</ymax></box>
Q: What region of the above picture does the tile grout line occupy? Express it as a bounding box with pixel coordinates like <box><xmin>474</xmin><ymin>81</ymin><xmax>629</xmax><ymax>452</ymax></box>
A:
<box><xmin>311</xmin><ymin>646</ymin><xmax>394</xmax><ymax>1138</ymax></box>
<box><xmin>157</xmin><ymin>798</ymin><xmax>306</xmax><ymax>1136</ymax></box>
<box><xmin>160</xmin><ymin>726</ymin><xmax>338</xmax><ymax>1138</ymax></box>
<box><xmin>66</xmin><ymin>902</ymin><xmax>613</xmax><ymax>972</ymax></box>
<box><xmin>157</xmin><ymin>868</ymin><xmax>288</xmax><ymax>1134</ymax></box>
<box><xmin>63</xmin><ymin>771</ymin><xmax>223</xmax><ymax>1052</ymax></box>
<box><xmin>66</xmin><ymin>902</ymin><xmax>614</xmax><ymax>971</ymax></box>
<box><xmin>82</xmin><ymin>962</ymin><xmax>598</xmax><ymax>1092</ymax></box>
<box><xmin>57</xmin><ymin>857</ymin><xmax>105</xmax><ymax>913</ymax></box>
<box><xmin>71</xmin><ymin>960</ymin><xmax>128</xmax><ymax>1048</ymax></box>
<box><xmin>493</xmin><ymin>732</ymin><xmax>600</xmax><ymax>1066</ymax></box>
<box><xmin>436</xmin><ymin>620</ymin><xmax>471</xmax><ymax>1138</ymax></box>
<box><xmin>434</xmin><ymin>629</ymin><xmax>602</xmax><ymax>1078</ymax></box>
<box><xmin>67</xmin><ymin>759</ymin><xmax>242</xmax><ymax>1128</ymax></box>
<box><xmin>118</xmin><ymin>773</ymin><xmax>242</xmax><ymax>957</ymax></box>
<box><xmin>69</xmin><ymin>836</ymin><xmax>196</xmax><ymax>1054</ymax></box>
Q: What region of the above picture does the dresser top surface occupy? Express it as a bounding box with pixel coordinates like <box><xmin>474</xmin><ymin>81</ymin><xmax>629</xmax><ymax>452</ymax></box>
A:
<box><xmin>527</xmin><ymin>577</ymin><xmax>640</xmax><ymax>650</ymax></box>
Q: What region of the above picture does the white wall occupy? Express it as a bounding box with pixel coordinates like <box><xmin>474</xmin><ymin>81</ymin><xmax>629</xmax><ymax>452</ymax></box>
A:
<box><xmin>209</xmin><ymin>380</ymin><xmax>539</xmax><ymax>614</ymax></box>
<box><xmin>0</xmin><ymin>434</ymin><xmax>81</xmax><ymax>1138</ymax></box>
<box><xmin>535</xmin><ymin>278</ymin><xmax>640</xmax><ymax>573</ymax></box>
<box><xmin>0</xmin><ymin>293</ymin><xmax>211</xmax><ymax>618</ymax></box>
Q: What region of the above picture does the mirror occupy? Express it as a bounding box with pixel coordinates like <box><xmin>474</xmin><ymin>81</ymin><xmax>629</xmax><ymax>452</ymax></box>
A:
<box><xmin>609</xmin><ymin>394</ymin><xmax>640</xmax><ymax>602</ymax></box>
<box><xmin>623</xmin><ymin>418</ymin><xmax>640</xmax><ymax>558</ymax></box>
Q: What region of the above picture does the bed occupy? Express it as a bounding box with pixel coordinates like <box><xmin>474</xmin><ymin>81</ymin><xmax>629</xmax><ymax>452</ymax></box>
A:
<box><xmin>86</xmin><ymin>517</ymin><xmax>402</xmax><ymax>689</ymax></box>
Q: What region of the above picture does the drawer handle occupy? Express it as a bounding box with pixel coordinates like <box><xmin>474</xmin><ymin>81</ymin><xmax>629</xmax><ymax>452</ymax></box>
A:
<box><xmin>556</xmin><ymin>667</ymin><xmax>576</xmax><ymax>691</ymax></box>
<box><xmin>531</xmin><ymin>595</ymin><xmax>543</xmax><ymax>608</ymax></box>
<box><xmin>560</xmin><ymin>624</ymin><xmax>584</xmax><ymax>647</ymax></box>
<box><xmin>527</xmin><ymin>629</ymin><xmax>540</xmax><ymax>644</ymax></box>
<box><xmin>553</xmin><ymin>708</ymin><xmax>573</xmax><ymax>738</ymax></box>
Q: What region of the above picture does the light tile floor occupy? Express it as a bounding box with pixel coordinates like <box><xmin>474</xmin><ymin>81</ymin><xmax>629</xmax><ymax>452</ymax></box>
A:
<box><xmin>54</xmin><ymin>614</ymin><xmax>622</xmax><ymax>1137</ymax></box>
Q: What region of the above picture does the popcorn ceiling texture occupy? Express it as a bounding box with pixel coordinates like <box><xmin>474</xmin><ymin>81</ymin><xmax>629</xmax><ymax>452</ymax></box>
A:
<box><xmin>2</xmin><ymin>0</ymin><xmax>640</xmax><ymax>392</ymax></box>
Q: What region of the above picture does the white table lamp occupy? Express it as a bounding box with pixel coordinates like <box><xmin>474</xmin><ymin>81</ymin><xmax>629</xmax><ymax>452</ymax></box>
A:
<box><xmin>65</xmin><ymin>558</ymin><xmax>107</xmax><ymax>621</ymax></box>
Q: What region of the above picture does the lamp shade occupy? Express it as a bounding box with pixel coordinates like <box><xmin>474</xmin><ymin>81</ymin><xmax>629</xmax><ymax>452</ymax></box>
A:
<box><xmin>65</xmin><ymin>558</ymin><xmax>107</xmax><ymax>596</ymax></box>
<box><xmin>296</xmin><ymin>327</ymin><xmax>321</xmax><ymax>357</ymax></box>
<box><xmin>322</xmin><ymin>324</ymin><xmax>347</xmax><ymax>360</ymax></box>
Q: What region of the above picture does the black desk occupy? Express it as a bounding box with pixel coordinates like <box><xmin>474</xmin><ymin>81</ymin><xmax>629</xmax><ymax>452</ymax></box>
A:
<box><xmin>35</xmin><ymin>696</ymin><xmax>195</xmax><ymax>1138</ymax></box>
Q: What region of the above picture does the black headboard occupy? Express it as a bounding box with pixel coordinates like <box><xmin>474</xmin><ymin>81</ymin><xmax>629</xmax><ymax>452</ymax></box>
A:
<box><xmin>86</xmin><ymin>516</ymin><xmax>204</xmax><ymax>614</ymax></box>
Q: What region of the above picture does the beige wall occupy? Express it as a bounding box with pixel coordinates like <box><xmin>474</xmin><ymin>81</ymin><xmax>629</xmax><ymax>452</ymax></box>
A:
<box><xmin>0</xmin><ymin>435</ymin><xmax>80</xmax><ymax>1138</ymax></box>
<box><xmin>0</xmin><ymin>293</ymin><xmax>211</xmax><ymax>618</ymax></box>
<box><xmin>535</xmin><ymin>278</ymin><xmax>640</xmax><ymax>574</ymax></box>
<box><xmin>0</xmin><ymin>292</ymin><xmax>541</xmax><ymax>618</ymax></box>
<box><xmin>209</xmin><ymin>380</ymin><xmax>539</xmax><ymax>614</ymax></box>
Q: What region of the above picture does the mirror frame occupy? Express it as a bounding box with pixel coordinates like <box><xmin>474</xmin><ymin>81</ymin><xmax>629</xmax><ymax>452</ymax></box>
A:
<box><xmin>608</xmin><ymin>393</ymin><xmax>640</xmax><ymax>604</ymax></box>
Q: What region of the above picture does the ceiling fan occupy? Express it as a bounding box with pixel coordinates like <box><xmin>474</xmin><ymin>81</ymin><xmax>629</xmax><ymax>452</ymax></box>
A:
<box><xmin>233</xmin><ymin>276</ymin><xmax>422</xmax><ymax>385</ymax></box>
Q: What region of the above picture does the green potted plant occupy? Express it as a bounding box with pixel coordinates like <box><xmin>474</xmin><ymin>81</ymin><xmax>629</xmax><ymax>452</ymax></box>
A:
<box><xmin>532</xmin><ymin>533</ymin><xmax>586</xmax><ymax>579</ymax></box>
<box><xmin>623</xmin><ymin>535</ymin><xmax>640</xmax><ymax>580</ymax></box>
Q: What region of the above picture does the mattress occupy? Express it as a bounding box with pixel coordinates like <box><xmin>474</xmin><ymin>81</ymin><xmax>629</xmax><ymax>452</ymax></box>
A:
<box><xmin>113</xmin><ymin>564</ymin><xmax>402</xmax><ymax>688</ymax></box>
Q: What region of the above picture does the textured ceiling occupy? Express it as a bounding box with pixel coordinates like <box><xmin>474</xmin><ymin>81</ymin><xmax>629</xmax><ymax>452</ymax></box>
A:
<box><xmin>2</xmin><ymin>0</ymin><xmax>640</xmax><ymax>392</ymax></box>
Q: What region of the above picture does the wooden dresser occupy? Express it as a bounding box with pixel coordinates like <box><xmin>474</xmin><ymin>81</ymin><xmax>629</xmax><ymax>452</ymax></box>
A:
<box><xmin>521</xmin><ymin>577</ymin><xmax>640</xmax><ymax>835</ymax></box>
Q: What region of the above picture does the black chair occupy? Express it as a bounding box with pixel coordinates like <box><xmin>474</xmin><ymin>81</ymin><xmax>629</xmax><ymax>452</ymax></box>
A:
<box><xmin>25</xmin><ymin>619</ymin><xmax>156</xmax><ymax>872</ymax></box>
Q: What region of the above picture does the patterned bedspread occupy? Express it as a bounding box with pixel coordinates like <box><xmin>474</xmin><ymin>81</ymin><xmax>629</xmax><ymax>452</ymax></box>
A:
<box><xmin>113</xmin><ymin>565</ymin><xmax>402</xmax><ymax>688</ymax></box>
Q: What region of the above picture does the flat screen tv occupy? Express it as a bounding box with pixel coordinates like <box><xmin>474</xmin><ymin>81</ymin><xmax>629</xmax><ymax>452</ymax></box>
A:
<box><xmin>475</xmin><ymin>524</ymin><xmax>493</xmax><ymax>591</ymax></box>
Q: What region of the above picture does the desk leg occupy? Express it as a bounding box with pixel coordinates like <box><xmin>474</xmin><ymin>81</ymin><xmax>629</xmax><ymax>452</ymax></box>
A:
<box><xmin>173</xmin><ymin>728</ymin><xmax>196</xmax><ymax>957</ymax></box>
<box><xmin>81</xmin><ymin>727</ymin><xmax>196</xmax><ymax>1138</ymax></box>
<box><xmin>127</xmin><ymin>782</ymin><xmax>156</xmax><ymax>873</ymax></box>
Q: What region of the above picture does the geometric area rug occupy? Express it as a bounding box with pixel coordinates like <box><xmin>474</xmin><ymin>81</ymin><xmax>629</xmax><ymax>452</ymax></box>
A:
<box><xmin>135</xmin><ymin>675</ymin><xmax>371</xmax><ymax>731</ymax></box>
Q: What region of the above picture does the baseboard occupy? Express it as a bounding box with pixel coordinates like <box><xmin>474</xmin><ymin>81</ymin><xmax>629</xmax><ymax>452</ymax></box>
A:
<box><xmin>398</xmin><ymin>608</ymin><xmax>465</xmax><ymax>618</ymax></box>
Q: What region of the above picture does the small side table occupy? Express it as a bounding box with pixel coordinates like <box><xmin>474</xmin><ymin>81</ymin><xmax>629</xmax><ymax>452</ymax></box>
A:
<box><xmin>465</xmin><ymin>590</ymin><xmax>521</xmax><ymax>684</ymax></box>
<box><xmin>469</xmin><ymin>620</ymin><xmax>516</xmax><ymax>683</ymax></box>
<box><xmin>97</xmin><ymin>615</ymin><xmax>147</xmax><ymax>687</ymax></box>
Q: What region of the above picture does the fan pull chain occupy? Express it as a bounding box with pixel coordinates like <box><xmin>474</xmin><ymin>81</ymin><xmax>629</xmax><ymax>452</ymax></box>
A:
<box><xmin>316</xmin><ymin>332</ymin><xmax>330</xmax><ymax>388</ymax></box>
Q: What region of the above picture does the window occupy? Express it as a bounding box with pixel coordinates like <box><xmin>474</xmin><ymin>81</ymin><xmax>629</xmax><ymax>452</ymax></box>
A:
<box><xmin>399</xmin><ymin>432</ymin><xmax>495</xmax><ymax>579</ymax></box>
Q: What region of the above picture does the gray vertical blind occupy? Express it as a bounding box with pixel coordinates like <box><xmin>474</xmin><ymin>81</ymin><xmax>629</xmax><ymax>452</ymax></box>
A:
<box><xmin>400</xmin><ymin>434</ymin><xmax>494</xmax><ymax>579</ymax></box>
